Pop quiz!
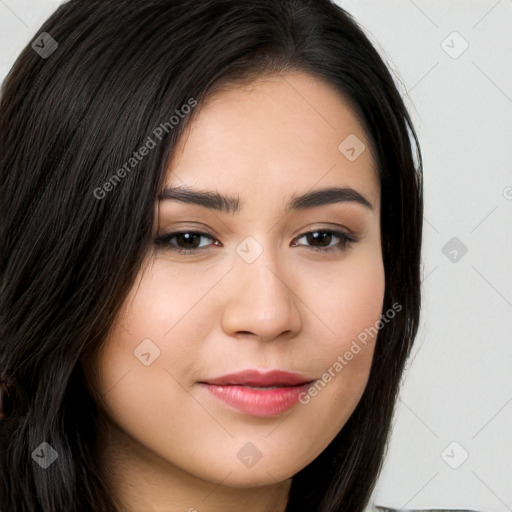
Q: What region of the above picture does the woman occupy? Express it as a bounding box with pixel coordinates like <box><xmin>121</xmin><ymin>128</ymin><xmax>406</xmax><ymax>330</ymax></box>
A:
<box><xmin>0</xmin><ymin>1</ymin><xmax>423</xmax><ymax>511</ymax></box>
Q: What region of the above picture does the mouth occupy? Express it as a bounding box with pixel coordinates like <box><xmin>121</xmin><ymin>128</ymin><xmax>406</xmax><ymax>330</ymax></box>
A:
<box><xmin>198</xmin><ymin>369</ymin><xmax>316</xmax><ymax>417</ymax></box>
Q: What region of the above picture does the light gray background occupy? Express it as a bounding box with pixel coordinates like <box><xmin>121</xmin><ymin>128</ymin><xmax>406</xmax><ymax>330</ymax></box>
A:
<box><xmin>1</xmin><ymin>0</ymin><xmax>511</xmax><ymax>510</ymax></box>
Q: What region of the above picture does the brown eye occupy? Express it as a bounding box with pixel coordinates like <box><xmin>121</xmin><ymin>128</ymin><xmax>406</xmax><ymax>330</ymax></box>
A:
<box><xmin>154</xmin><ymin>231</ymin><xmax>217</xmax><ymax>253</ymax></box>
<box><xmin>292</xmin><ymin>230</ymin><xmax>356</xmax><ymax>252</ymax></box>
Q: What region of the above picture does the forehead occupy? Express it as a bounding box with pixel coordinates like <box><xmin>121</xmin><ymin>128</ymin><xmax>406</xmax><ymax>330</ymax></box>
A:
<box><xmin>166</xmin><ymin>71</ymin><xmax>379</xmax><ymax>212</ymax></box>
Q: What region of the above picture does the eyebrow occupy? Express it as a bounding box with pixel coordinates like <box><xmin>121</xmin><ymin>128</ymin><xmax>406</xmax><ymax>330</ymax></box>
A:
<box><xmin>158</xmin><ymin>185</ymin><xmax>373</xmax><ymax>214</ymax></box>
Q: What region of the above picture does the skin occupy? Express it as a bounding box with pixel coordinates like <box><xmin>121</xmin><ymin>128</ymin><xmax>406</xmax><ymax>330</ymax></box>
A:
<box><xmin>83</xmin><ymin>70</ymin><xmax>385</xmax><ymax>512</ymax></box>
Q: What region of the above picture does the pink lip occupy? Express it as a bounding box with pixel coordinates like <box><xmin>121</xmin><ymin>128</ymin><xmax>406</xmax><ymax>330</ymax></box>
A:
<box><xmin>199</xmin><ymin>369</ymin><xmax>315</xmax><ymax>417</ymax></box>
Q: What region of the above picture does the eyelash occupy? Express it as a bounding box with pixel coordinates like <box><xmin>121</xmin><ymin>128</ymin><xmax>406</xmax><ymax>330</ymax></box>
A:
<box><xmin>154</xmin><ymin>229</ymin><xmax>357</xmax><ymax>255</ymax></box>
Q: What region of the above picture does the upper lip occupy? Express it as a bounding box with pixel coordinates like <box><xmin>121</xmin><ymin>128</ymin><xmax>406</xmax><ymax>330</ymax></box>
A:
<box><xmin>200</xmin><ymin>369</ymin><xmax>315</xmax><ymax>387</ymax></box>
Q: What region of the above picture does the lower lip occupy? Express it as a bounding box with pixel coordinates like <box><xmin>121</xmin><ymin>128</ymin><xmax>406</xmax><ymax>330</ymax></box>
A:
<box><xmin>200</xmin><ymin>383</ymin><xmax>311</xmax><ymax>417</ymax></box>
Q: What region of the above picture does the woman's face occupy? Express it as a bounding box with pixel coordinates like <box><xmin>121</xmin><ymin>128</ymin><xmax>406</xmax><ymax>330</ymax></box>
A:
<box><xmin>85</xmin><ymin>71</ymin><xmax>384</xmax><ymax>491</ymax></box>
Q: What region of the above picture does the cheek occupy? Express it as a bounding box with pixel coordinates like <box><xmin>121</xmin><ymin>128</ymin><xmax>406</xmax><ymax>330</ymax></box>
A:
<box><xmin>111</xmin><ymin>258</ymin><xmax>213</xmax><ymax>351</ymax></box>
<box><xmin>88</xmin><ymin>257</ymin><xmax>222</xmax><ymax>402</ymax></box>
<box><xmin>300</xmin><ymin>250</ymin><xmax>385</xmax><ymax>409</ymax></box>
<box><xmin>301</xmin><ymin>248</ymin><xmax>386</xmax><ymax>353</ymax></box>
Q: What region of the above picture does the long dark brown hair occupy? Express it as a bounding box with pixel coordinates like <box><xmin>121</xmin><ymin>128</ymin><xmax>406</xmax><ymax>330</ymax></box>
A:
<box><xmin>0</xmin><ymin>1</ymin><xmax>423</xmax><ymax>510</ymax></box>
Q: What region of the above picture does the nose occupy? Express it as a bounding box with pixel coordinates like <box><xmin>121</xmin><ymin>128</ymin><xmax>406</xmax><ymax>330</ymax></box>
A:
<box><xmin>220</xmin><ymin>245</ymin><xmax>303</xmax><ymax>342</ymax></box>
